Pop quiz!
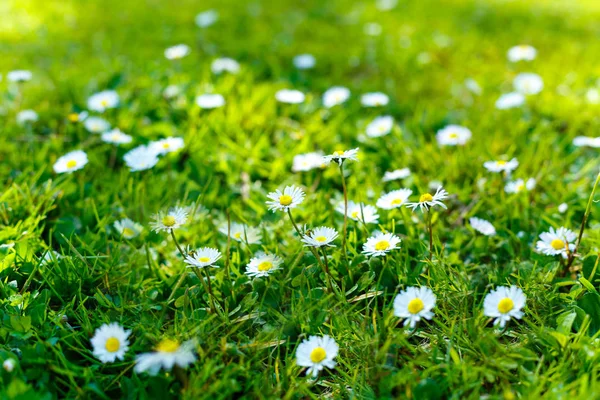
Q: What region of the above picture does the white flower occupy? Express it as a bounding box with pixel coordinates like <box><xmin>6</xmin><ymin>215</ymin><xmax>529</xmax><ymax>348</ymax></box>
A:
<box><xmin>149</xmin><ymin>137</ymin><xmax>184</xmax><ymax>155</ymax></box>
<box><xmin>163</xmin><ymin>85</ymin><xmax>182</xmax><ymax>99</ymax></box>
<box><xmin>150</xmin><ymin>207</ymin><xmax>188</xmax><ymax>233</ymax></box>
<box><xmin>293</xmin><ymin>54</ymin><xmax>316</xmax><ymax>69</ymax></box>
<box><xmin>266</xmin><ymin>185</ymin><xmax>305</xmax><ymax>212</ymax></box>
<box><xmin>40</xmin><ymin>250</ymin><xmax>62</xmax><ymax>266</ymax></box>
<box><xmin>376</xmin><ymin>0</ymin><xmax>398</xmax><ymax>11</ymax></box>
<box><xmin>362</xmin><ymin>232</ymin><xmax>401</xmax><ymax>257</ymax></box>
<box><xmin>376</xmin><ymin>189</ymin><xmax>413</xmax><ymax>210</ymax></box>
<box><xmin>184</xmin><ymin>247</ymin><xmax>221</xmax><ymax>268</ymax></box>
<box><xmin>275</xmin><ymin>89</ymin><xmax>305</xmax><ymax>104</ymax></box>
<box><xmin>87</xmin><ymin>90</ymin><xmax>119</xmax><ymax>113</ymax></box>
<box><xmin>7</xmin><ymin>70</ymin><xmax>32</xmax><ymax>82</ymax></box>
<box><xmin>393</xmin><ymin>286</ymin><xmax>436</xmax><ymax>328</ymax></box>
<box><xmin>382</xmin><ymin>168</ymin><xmax>411</xmax><ymax>182</ymax></box>
<box><xmin>3</xmin><ymin>359</ymin><xmax>15</xmax><ymax>372</ymax></box>
<box><xmin>483</xmin><ymin>286</ymin><xmax>526</xmax><ymax>328</ymax></box>
<box><xmin>586</xmin><ymin>88</ymin><xmax>600</xmax><ymax>104</ymax></box>
<box><xmin>16</xmin><ymin>109</ymin><xmax>38</xmax><ymax>125</ymax></box>
<box><xmin>292</xmin><ymin>152</ymin><xmax>326</xmax><ymax>172</ymax></box>
<box><xmin>536</xmin><ymin>227</ymin><xmax>576</xmax><ymax>258</ymax></box>
<box><xmin>135</xmin><ymin>339</ymin><xmax>196</xmax><ymax>375</ymax></box>
<box><xmin>245</xmin><ymin>252</ymin><xmax>283</xmax><ymax>278</ymax></box>
<box><xmin>124</xmin><ymin>145</ymin><xmax>160</xmax><ymax>172</ymax></box>
<box><xmin>218</xmin><ymin>222</ymin><xmax>262</xmax><ymax>244</ymax></box>
<box><xmin>507</xmin><ymin>45</ymin><xmax>537</xmax><ymax>62</ymax></box>
<box><xmin>495</xmin><ymin>92</ymin><xmax>525</xmax><ymax>110</ymax></box>
<box><xmin>465</xmin><ymin>78</ymin><xmax>482</xmax><ymax>95</ymax></box>
<box><xmin>436</xmin><ymin>125</ymin><xmax>471</xmax><ymax>146</ymax></box>
<box><xmin>90</xmin><ymin>323</ymin><xmax>131</xmax><ymax>363</ymax></box>
<box><xmin>573</xmin><ymin>136</ymin><xmax>600</xmax><ymax>148</ymax></box>
<box><xmin>361</xmin><ymin>92</ymin><xmax>389</xmax><ymax>107</ymax></box>
<box><xmin>53</xmin><ymin>150</ymin><xmax>88</xmax><ymax>174</ymax></box>
<box><xmin>101</xmin><ymin>129</ymin><xmax>133</xmax><ymax>145</ymax></box>
<box><xmin>301</xmin><ymin>226</ymin><xmax>338</xmax><ymax>248</ymax></box>
<box><xmin>366</xmin><ymin>116</ymin><xmax>394</xmax><ymax>138</ymax></box>
<box><xmin>164</xmin><ymin>44</ymin><xmax>190</xmax><ymax>60</ymax></box>
<box><xmin>469</xmin><ymin>217</ymin><xmax>496</xmax><ymax>236</ymax></box>
<box><xmin>505</xmin><ymin>178</ymin><xmax>536</xmax><ymax>194</ymax></box>
<box><xmin>558</xmin><ymin>203</ymin><xmax>568</xmax><ymax>214</ymax></box>
<box><xmin>196</xmin><ymin>93</ymin><xmax>225</xmax><ymax>109</ymax></box>
<box><xmin>483</xmin><ymin>158</ymin><xmax>519</xmax><ymax>174</ymax></box>
<box><xmin>296</xmin><ymin>335</ymin><xmax>339</xmax><ymax>378</ymax></box>
<box><xmin>336</xmin><ymin>201</ymin><xmax>379</xmax><ymax>224</ymax></box>
<box><xmin>513</xmin><ymin>73</ymin><xmax>543</xmax><ymax>95</ymax></box>
<box><xmin>84</xmin><ymin>116</ymin><xmax>111</xmax><ymax>133</ymax></box>
<box><xmin>406</xmin><ymin>187</ymin><xmax>449</xmax><ymax>212</ymax></box>
<box><xmin>114</xmin><ymin>218</ymin><xmax>143</xmax><ymax>239</ymax></box>
<box><xmin>211</xmin><ymin>58</ymin><xmax>240</xmax><ymax>74</ymax></box>
<box><xmin>323</xmin><ymin>86</ymin><xmax>350</xmax><ymax>108</ymax></box>
<box><xmin>195</xmin><ymin>10</ymin><xmax>218</xmax><ymax>27</ymax></box>
<box><xmin>323</xmin><ymin>147</ymin><xmax>359</xmax><ymax>165</ymax></box>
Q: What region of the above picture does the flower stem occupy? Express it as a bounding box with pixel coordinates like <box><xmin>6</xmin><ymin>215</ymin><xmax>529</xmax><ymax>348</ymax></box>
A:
<box><xmin>339</xmin><ymin>163</ymin><xmax>348</xmax><ymax>256</ymax></box>
<box><xmin>320</xmin><ymin>247</ymin><xmax>334</xmax><ymax>293</ymax></box>
<box><xmin>192</xmin><ymin>268</ymin><xmax>217</xmax><ymax>314</ymax></box>
<box><xmin>427</xmin><ymin>211</ymin><xmax>434</xmax><ymax>258</ymax></box>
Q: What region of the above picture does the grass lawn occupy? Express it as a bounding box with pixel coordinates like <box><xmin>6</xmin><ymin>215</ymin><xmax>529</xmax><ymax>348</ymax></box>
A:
<box><xmin>2</xmin><ymin>0</ymin><xmax>600</xmax><ymax>398</ymax></box>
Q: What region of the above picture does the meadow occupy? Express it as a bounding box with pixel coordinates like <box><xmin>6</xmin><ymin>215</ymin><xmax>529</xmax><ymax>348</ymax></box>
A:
<box><xmin>2</xmin><ymin>0</ymin><xmax>600</xmax><ymax>398</ymax></box>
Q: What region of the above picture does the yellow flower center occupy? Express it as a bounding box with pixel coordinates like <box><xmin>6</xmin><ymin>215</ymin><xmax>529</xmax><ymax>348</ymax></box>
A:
<box><xmin>233</xmin><ymin>232</ymin><xmax>242</xmax><ymax>239</ymax></box>
<box><xmin>497</xmin><ymin>160</ymin><xmax>507</xmax><ymax>166</ymax></box>
<box><xmin>310</xmin><ymin>347</ymin><xmax>327</xmax><ymax>363</ymax></box>
<box><xmin>162</xmin><ymin>215</ymin><xmax>176</xmax><ymax>227</ymax></box>
<box><xmin>68</xmin><ymin>113</ymin><xmax>79</xmax><ymax>122</ymax></box>
<box><xmin>105</xmin><ymin>337</ymin><xmax>120</xmax><ymax>352</ymax></box>
<box><xmin>162</xmin><ymin>143</ymin><xmax>170</xmax><ymax>149</ymax></box>
<box><xmin>279</xmin><ymin>195</ymin><xmax>293</xmax><ymax>206</ymax></box>
<box><xmin>333</xmin><ymin>149</ymin><xmax>345</xmax><ymax>156</ymax></box>
<box><xmin>379</xmin><ymin>125</ymin><xmax>386</xmax><ymax>132</ymax></box>
<box><xmin>419</xmin><ymin>193</ymin><xmax>433</xmax><ymax>202</ymax></box>
<box><xmin>351</xmin><ymin>211</ymin><xmax>359</xmax><ymax>219</ymax></box>
<box><xmin>551</xmin><ymin>239</ymin><xmax>565</xmax><ymax>250</ymax></box>
<box><xmin>449</xmin><ymin>132</ymin><xmax>458</xmax><ymax>139</ymax></box>
<box><xmin>497</xmin><ymin>297</ymin><xmax>514</xmax><ymax>314</ymax></box>
<box><xmin>122</xmin><ymin>227</ymin><xmax>135</xmax><ymax>237</ymax></box>
<box><xmin>391</xmin><ymin>198</ymin><xmax>403</xmax><ymax>206</ymax></box>
<box><xmin>257</xmin><ymin>261</ymin><xmax>273</xmax><ymax>271</ymax></box>
<box><xmin>516</xmin><ymin>183</ymin><xmax>525</xmax><ymax>192</ymax></box>
<box><xmin>198</xmin><ymin>257</ymin><xmax>210</xmax><ymax>263</ymax></box>
<box><xmin>407</xmin><ymin>298</ymin><xmax>424</xmax><ymax>314</ymax></box>
<box><xmin>111</xmin><ymin>134</ymin><xmax>120</xmax><ymax>141</ymax></box>
<box><xmin>66</xmin><ymin>160</ymin><xmax>77</xmax><ymax>169</ymax></box>
<box><xmin>315</xmin><ymin>236</ymin><xmax>327</xmax><ymax>243</ymax></box>
<box><xmin>375</xmin><ymin>240</ymin><xmax>389</xmax><ymax>251</ymax></box>
<box><xmin>100</xmin><ymin>99</ymin><xmax>109</xmax><ymax>107</ymax></box>
<box><xmin>156</xmin><ymin>339</ymin><xmax>180</xmax><ymax>353</ymax></box>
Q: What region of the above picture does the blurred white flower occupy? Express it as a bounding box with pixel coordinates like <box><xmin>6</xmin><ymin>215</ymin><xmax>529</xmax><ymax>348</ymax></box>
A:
<box><xmin>124</xmin><ymin>145</ymin><xmax>160</xmax><ymax>172</ymax></box>
<box><xmin>436</xmin><ymin>125</ymin><xmax>471</xmax><ymax>146</ymax></box>
<box><xmin>469</xmin><ymin>217</ymin><xmax>496</xmax><ymax>236</ymax></box>
<box><xmin>364</xmin><ymin>23</ymin><xmax>382</xmax><ymax>36</ymax></box>
<box><xmin>164</xmin><ymin>44</ymin><xmax>190</xmax><ymax>60</ymax></box>
<box><xmin>495</xmin><ymin>92</ymin><xmax>525</xmax><ymax>109</ymax></box>
<box><xmin>382</xmin><ymin>168</ymin><xmax>411</xmax><ymax>182</ymax></box>
<box><xmin>293</xmin><ymin>54</ymin><xmax>316</xmax><ymax>69</ymax></box>
<box><xmin>323</xmin><ymin>86</ymin><xmax>350</xmax><ymax>108</ymax></box>
<box><xmin>513</xmin><ymin>73</ymin><xmax>543</xmax><ymax>95</ymax></box>
<box><xmin>84</xmin><ymin>116</ymin><xmax>111</xmax><ymax>133</ymax></box>
<box><xmin>101</xmin><ymin>129</ymin><xmax>132</xmax><ymax>145</ymax></box>
<box><xmin>195</xmin><ymin>10</ymin><xmax>218</xmax><ymax>27</ymax></box>
<box><xmin>16</xmin><ymin>109</ymin><xmax>38</xmax><ymax>125</ymax></box>
<box><xmin>211</xmin><ymin>58</ymin><xmax>240</xmax><ymax>74</ymax></box>
<box><xmin>507</xmin><ymin>45</ymin><xmax>537</xmax><ymax>62</ymax></box>
<box><xmin>361</xmin><ymin>92</ymin><xmax>389</xmax><ymax>107</ymax></box>
<box><xmin>88</xmin><ymin>90</ymin><xmax>119</xmax><ymax>113</ymax></box>
<box><xmin>275</xmin><ymin>89</ymin><xmax>305</xmax><ymax>104</ymax></box>
<box><xmin>196</xmin><ymin>94</ymin><xmax>225</xmax><ymax>109</ymax></box>
<box><xmin>7</xmin><ymin>70</ymin><xmax>32</xmax><ymax>82</ymax></box>
<box><xmin>366</xmin><ymin>116</ymin><xmax>394</xmax><ymax>138</ymax></box>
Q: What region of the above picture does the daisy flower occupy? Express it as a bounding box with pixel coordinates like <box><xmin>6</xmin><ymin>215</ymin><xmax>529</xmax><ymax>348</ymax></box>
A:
<box><xmin>362</xmin><ymin>232</ymin><xmax>401</xmax><ymax>257</ymax></box>
<box><xmin>195</xmin><ymin>10</ymin><xmax>218</xmax><ymax>27</ymax></box>
<box><xmin>53</xmin><ymin>150</ymin><xmax>88</xmax><ymax>174</ymax></box>
<box><xmin>90</xmin><ymin>323</ymin><xmax>131</xmax><ymax>363</ymax></box>
<box><xmin>293</xmin><ymin>54</ymin><xmax>316</xmax><ymax>69</ymax></box>
<box><xmin>469</xmin><ymin>217</ymin><xmax>496</xmax><ymax>236</ymax></box>
<box><xmin>67</xmin><ymin>111</ymin><xmax>89</xmax><ymax>123</ymax></box>
<box><xmin>382</xmin><ymin>168</ymin><xmax>411</xmax><ymax>182</ymax></box>
<box><xmin>296</xmin><ymin>335</ymin><xmax>339</xmax><ymax>378</ymax></box>
<box><xmin>88</xmin><ymin>90</ymin><xmax>119</xmax><ymax>113</ymax></box>
<box><xmin>366</xmin><ymin>116</ymin><xmax>394</xmax><ymax>138</ymax></box>
<box><xmin>211</xmin><ymin>58</ymin><xmax>240</xmax><ymax>74</ymax></box>
<box><xmin>361</xmin><ymin>92</ymin><xmax>389</xmax><ymax>107</ymax></box>
<box><xmin>322</xmin><ymin>86</ymin><xmax>350</xmax><ymax>108</ymax></box>
<box><xmin>150</xmin><ymin>207</ymin><xmax>188</xmax><ymax>233</ymax></box>
<box><xmin>301</xmin><ymin>227</ymin><xmax>338</xmax><ymax>248</ymax></box>
<box><xmin>573</xmin><ymin>136</ymin><xmax>600</xmax><ymax>148</ymax></box>
<box><xmin>7</xmin><ymin>70</ymin><xmax>32</xmax><ymax>82</ymax></box>
<box><xmin>558</xmin><ymin>203</ymin><xmax>568</xmax><ymax>213</ymax></box>
<box><xmin>114</xmin><ymin>218</ymin><xmax>143</xmax><ymax>239</ymax></box>
<box><xmin>149</xmin><ymin>137</ymin><xmax>185</xmax><ymax>155</ymax></box>
<box><xmin>163</xmin><ymin>85</ymin><xmax>182</xmax><ymax>99</ymax></box>
<box><xmin>376</xmin><ymin>189</ymin><xmax>413</xmax><ymax>210</ymax></box>
<box><xmin>164</xmin><ymin>44</ymin><xmax>190</xmax><ymax>60</ymax></box>
<box><xmin>336</xmin><ymin>201</ymin><xmax>379</xmax><ymax>224</ymax></box>
<box><xmin>483</xmin><ymin>286</ymin><xmax>526</xmax><ymax>328</ymax></box>
<box><xmin>184</xmin><ymin>247</ymin><xmax>221</xmax><ymax>268</ymax></box>
<box><xmin>483</xmin><ymin>158</ymin><xmax>519</xmax><ymax>174</ymax></box>
<box><xmin>124</xmin><ymin>145</ymin><xmax>160</xmax><ymax>172</ymax></box>
<box><xmin>292</xmin><ymin>152</ymin><xmax>325</xmax><ymax>172</ymax></box>
<box><xmin>275</xmin><ymin>89</ymin><xmax>305</xmax><ymax>104</ymax></box>
<box><xmin>323</xmin><ymin>147</ymin><xmax>359</xmax><ymax>165</ymax></box>
<box><xmin>405</xmin><ymin>187</ymin><xmax>449</xmax><ymax>212</ymax></box>
<box><xmin>505</xmin><ymin>178</ymin><xmax>536</xmax><ymax>194</ymax></box>
<box><xmin>16</xmin><ymin>110</ymin><xmax>38</xmax><ymax>125</ymax></box>
<box><xmin>135</xmin><ymin>339</ymin><xmax>196</xmax><ymax>375</ymax></box>
<box><xmin>3</xmin><ymin>359</ymin><xmax>15</xmax><ymax>372</ymax></box>
<box><xmin>84</xmin><ymin>116</ymin><xmax>111</xmax><ymax>133</ymax></box>
<box><xmin>495</xmin><ymin>92</ymin><xmax>525</xmax><ymax>110</ymax></box>
<box><xmin>436</xmin><ymin>125</ymin><xmax>472</xmax><ymax>146</ymax></box>
<box><xmin>196</xmin><ymin>93</ymin><xmax>225</xmax><ymax>109</ymax></box>
<box><xmin>393</xmin><ymin>286</ymin><xmax>436</xmax><ymax>328</ymax></box>
<box><xmin>245</xmin><ymin>252</ymin><xmax>283</xmax><ymax>278</ymax></box>
<box><xmin>513</xmin><ymin>73</ymin><xmax>543</xmax><ymax>95</ymax></box>
<box><xmin>536</xmin><ymin>226</ymin><xmax>576</xmax><ymax>258</ymax></box>
<box><xmin>101</xmin><ymin>129</ymin><xmax>133</xmax><ymax>145</ymax></box>
<box><xmin>266</xmin><ymin>185</ymin><xmax>305</xmax><ymax>212</ymax></box>
<box><xmin>507</xmin><ymin>45</ymin><xmax>537</xmax><ymax>62</ymax></box>
<box><xmin>218</xmin><ymin>222</ymin><xmax>262</xmax><ymax>244</ymax></box>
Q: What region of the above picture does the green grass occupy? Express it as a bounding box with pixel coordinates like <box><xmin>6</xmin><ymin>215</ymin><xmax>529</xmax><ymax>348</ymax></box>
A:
<box><xmin>2</xmin><ymin>0</ymin><xmax>600</xmax><ymax>398</ymax></box>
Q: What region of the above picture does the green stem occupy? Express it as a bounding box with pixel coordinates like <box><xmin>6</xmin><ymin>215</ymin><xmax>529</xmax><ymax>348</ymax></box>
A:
<box><xmin>340</xmin><ymin>163</ymin><xmax>348</xmax><ymax>256</ymax></box>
